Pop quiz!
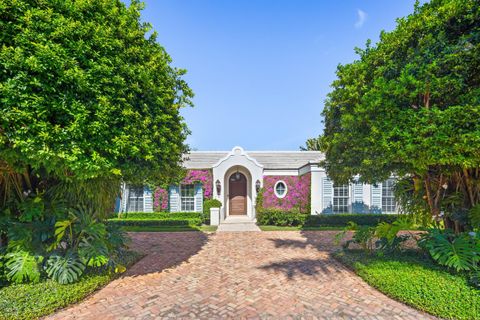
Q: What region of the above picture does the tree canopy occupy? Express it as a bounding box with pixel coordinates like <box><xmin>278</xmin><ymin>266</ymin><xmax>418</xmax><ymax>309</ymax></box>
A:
<box><xmin>321</xmin><ymin>0</ymin><xmax>480</xmax><ymax>225</ymax></box>
<box><xmin>0</xmin><ymin>0</ymin><xmax>193</xmax><ymax>184</ymax></box>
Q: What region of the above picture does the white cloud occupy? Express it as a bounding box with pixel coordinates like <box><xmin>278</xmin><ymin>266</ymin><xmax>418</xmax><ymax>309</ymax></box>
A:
<box><xmin>354</xmin><ymin>9</ymin><xmax>367</xmax><ymax>28</ymax></box>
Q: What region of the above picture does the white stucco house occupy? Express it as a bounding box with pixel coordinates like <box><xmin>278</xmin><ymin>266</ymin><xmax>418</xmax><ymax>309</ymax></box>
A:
<box><xmin>118</xmin><ymin>146</ymin><xmax>397</xmax><ymax>221</ymax></box>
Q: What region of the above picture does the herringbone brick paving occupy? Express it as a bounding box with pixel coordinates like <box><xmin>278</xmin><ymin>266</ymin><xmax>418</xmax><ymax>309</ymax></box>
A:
<box><xmin>48</xmin><ymin>231</ymin><xmax>435</xmax><ymax>319</ymax></box>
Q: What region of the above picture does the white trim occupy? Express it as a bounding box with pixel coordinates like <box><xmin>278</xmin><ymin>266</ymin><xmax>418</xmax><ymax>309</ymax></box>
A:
<box><xmin>263</xmin><ymin>169</ymin><xmax>299</xmax><ymax>176</ymax></box>
<box><xmin>212</xmin><ymin>146</ymin><xmax>264</xmax><ymax>168</ymax></box>
<box><xmin>274</xmin><ymin>180</ymin><xmax>288</xmax><ymax>199</ymax></box>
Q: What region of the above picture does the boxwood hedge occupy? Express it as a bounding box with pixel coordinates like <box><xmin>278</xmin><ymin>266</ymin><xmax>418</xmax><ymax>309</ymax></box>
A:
<box><xmin>256</xmin><ymin>210</ymin><xmax>400</xmax><ymax>227</ymax></box>
<box><xmin>117</xmin><ymin>211</ymin><xmax>202</xmax><ymax>220</ymax></box>
<box><xmin>108</xmin><ymin>217</ymin><xmax>202</xmax><ymax>227</ymax></box>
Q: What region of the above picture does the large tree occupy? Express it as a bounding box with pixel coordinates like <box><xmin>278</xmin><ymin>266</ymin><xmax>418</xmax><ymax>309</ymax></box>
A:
<box><xmin>321</xmin><ymin>0</ymin><xmax>480</xmax><ymax>228</ymax></box>
<box><xmin>0</xmin><ymin>0</ymin><xmax>193</xmax><ymax>212</ymax></box>
<box><xmin>0</xmin><ymin>0</ymin><xmax>192</xmax><ymax>182</ymax></box>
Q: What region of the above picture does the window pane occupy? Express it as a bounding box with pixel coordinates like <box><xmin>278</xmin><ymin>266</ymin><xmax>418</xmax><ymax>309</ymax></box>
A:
<box><xmin>333</xmin><ymin>184</ymin><xmax>349</xmax><ymax>214</ymax></box>
<box><xmin>127</xmin><ymin>186</ymin><xmax>144</xmax><ymax>212</ymax></box>
<box><xmin>181</xmin><ymin>184</ymin><xmax>195</xmax><ymax>211</ymax></box>
<box><xmin>275</xmin><ymin>182</ymin><xmax>286</xmax><ymax>196</ymax></box>
<box><xmin>382</xmin><ymin>179</ymin><xmax>396</xmax><ymax>213</ymax></box>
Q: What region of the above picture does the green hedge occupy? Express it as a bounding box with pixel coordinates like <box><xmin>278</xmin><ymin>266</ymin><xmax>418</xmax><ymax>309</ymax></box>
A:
<box><xmin>304</xmin><ymin>214</ymin><xmax>399</xmax><ymax>227</ymax></box>
<box><xmin>256</xmin><ymin>210</ymin><xmax>307</xmax><ymax>226</ymax></box>
<box><xmin>108</xmin><ymin>218</ymin><xmax>202</xmax><ymax>227</ymax></box>
<box><xmin>118</xmin><ymin>211</ymin><xmax>202</xmax><ymax>220</ymax></box>
<box><xmin>256</xmin><ymin>210</ymin><xmax>400</xmax><ymax>227</ymax></box>
<box><xmin>203</xmin><ymin>199</ymin><xmax>222</xmax><ymax>223</ymax></box>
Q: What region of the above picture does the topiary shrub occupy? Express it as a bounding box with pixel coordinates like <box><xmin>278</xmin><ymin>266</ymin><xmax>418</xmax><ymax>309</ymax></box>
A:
<box><xmin>203</xmin><ymin>199</ymin><xmax>222</xmax><ymax>224</ymax></box>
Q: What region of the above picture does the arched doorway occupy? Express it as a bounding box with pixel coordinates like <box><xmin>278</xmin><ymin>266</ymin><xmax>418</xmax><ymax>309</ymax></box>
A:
<box><xmin>229</xmin><ymin>172</ymin><xmax>247</xmax><ymax>215</ymax></box>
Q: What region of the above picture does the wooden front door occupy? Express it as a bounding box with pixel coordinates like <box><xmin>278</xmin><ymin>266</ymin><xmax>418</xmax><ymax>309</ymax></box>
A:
<box><xmin>229</xmin><ymin>172</ymin><xmax>247</xmax><ymax>215</ymax></box>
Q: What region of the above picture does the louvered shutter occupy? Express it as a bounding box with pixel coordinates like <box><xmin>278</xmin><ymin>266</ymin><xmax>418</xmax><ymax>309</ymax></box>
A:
<box><xmin>322</xmin><ymin>178</ymin><xmax>333</xmax><ymax>213</ymax></box>
<box><xmin>194</xmin><ymin>184</ymin><xmax>203</xmax><ymax>213</ymax></box>
<box><xmin>371</xmin><ymin>183</ymin><xmax>382</xmax><ymax>213</ymax></box>
<box><xmin>169</xmin><ymin>185</ymin><xmax>180</xmax><ymax>212</ymax></box>
<box><xmin>143</xmin><ymin>186</ymin><xmax>153</xmax><ymax>212</ymax></box>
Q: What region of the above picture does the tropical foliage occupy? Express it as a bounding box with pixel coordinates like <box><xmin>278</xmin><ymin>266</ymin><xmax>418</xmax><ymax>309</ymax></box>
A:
<box><xmin>1</xmin><ymin>206</ymin><xmax>129</xmax><ymax>285</ymax></box>
<box><xmin>300</xmin><ymin>136</ymin><xmax>322</xmax><ymax>151</ymax></box>
<box><xmin>320</xmin><ymin>0</ymin><xmax>480</xmax><ymax>230</ymax></box>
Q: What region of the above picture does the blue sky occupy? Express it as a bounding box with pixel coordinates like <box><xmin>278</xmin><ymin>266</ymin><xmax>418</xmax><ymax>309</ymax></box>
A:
<box><xmin>136</xmin><ymin>0</ymin><xmax>421</xmax><ymax>151</ymax></box>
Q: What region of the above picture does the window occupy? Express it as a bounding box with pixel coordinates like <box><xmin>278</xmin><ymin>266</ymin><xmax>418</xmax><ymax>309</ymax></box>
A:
<box><xmin>127</xmin><ymin>186</ymin><xmax>144</xmax><ymax>212</ymax></box>
<box><xmin>333</xmin><ymin>184</ymin><xmax>349</xmax><ymax>213</ymax></box>
<box><xmin>274</xmin><ymin>181</ymin><xmax>287</xmax><ymax>198</ymax></box>
<box><xmin>180</xmin><ymin>184</ymin><xmax>195</xmax><ymax>211</ymax></box>
<box><xmin>382</xmin><ymin>179</ymin><xmax>397</xmax><ymax>213</ymax></box>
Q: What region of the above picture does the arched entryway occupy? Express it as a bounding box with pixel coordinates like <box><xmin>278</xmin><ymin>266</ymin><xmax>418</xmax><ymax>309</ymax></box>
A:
<box><xmin>228</xmin><ymin>172</ymin><xmax>247</xmax><ymax>215</ymax></box>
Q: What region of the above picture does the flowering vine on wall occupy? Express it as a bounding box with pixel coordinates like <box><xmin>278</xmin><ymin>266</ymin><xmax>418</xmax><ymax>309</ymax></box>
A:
<box><xmin>261</xmin><ymin>174</ymin><xmax>311</xmax><ymax>213</ymax></box>
<box><xmin>153</xmin><ymin>187</ymin><xmax>168</xmax><ymax>211</ymax></box>
<box><xmin>182</xmin><ymin>170</ymin><xmax>213</xmax><ymax>199</ymax></box>
<box><xmin>153</xmin><ymin>169</ymin><xmax>213</xmax><ymax>211</ymax></box>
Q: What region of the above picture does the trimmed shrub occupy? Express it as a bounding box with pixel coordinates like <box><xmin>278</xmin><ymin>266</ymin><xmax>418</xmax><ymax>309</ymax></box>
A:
<box><xmin>108</xmin><ymin>218</ymin><xmax>202</xmax><ymax>227</ymax></box>
<box><xmin>256</xmin><ymin>211</ymin><xmax>400</xmax><ymax>227</ymax></box>
<box><xmin>304</xmin><ymin>214</ymin><xmax>399</xmax><ymax>227</ymax></box>
<box><xmin>119</xmin><ymin>212</ymin><xmax>202</xmax><ymax>220</ymax></box>
<box><xmin>256</xmin><ymin>210</ymin><xmax>307</xmax><ymax>226</ymax></box>
<box><xmin>203</xmin><ymin>199</ymin><xmax>222</xmax><ymax>223</ymax></box>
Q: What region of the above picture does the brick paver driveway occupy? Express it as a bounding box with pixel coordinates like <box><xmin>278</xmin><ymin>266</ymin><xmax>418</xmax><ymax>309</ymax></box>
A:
<box><xmin>49</xmin><ymin>231</ymin><xmax>434</xmax><ymax>319</ymax></box>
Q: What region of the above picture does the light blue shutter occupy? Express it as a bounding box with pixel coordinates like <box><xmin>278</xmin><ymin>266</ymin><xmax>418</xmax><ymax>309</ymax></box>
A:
<box><xmin>322</xmin><ymin>178</ymin><xmax>333</xmax><ymax>213</ymax></box>
<box><xmin>194</xmin><ymin>184</ymin><xmax>203</xmax><ymax>213</ymax></box>
<box><xmin>121</xmin><ymin>184</ymin><xmax>128</xmax><ymax>213</ymax></box>
<box><xmin>353</xmin><ymin>183</ymin><xmax>363</xmax><ymax>203</ymax></box>
<box><xmin>371</xmin><ymin>183</ymin><xmax>382</xmax><ymax>213</ymax></box>
<box><xmin>143</xmin><ymin>186</ymin><xmax>153</xmax><ymax>212</ymax></box>
<box><xmin>169</xmin><ymin>185</ymin><xmax>180</xmax><ymax>212</ymax></box>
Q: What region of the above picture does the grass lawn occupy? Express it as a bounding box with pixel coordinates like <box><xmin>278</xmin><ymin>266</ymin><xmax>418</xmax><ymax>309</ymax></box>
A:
<box><xmin>259</xmin><ymin>225</ymin><xmax>344</xmax><ymax>231</ymax></box>
<box><xmin>121</xmin><ymin>224</ymin><xmax>217</xmax><ymax>232</ymax></box>
<box><xmin>0</xmin><ymin>251</ymin><xmax>142</xmax><ymax>320</ymax></box>
<box><xmin>334</xmin><ymin>250</ymin><xmax>480</xmax><ymax>320</ymax></box>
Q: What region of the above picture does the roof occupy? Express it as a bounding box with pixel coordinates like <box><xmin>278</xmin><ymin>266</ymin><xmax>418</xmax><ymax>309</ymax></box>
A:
<box><xmin>182</xmin><ymin>150</ymin><xmax>324</xmax><ymax>170</ymax></box>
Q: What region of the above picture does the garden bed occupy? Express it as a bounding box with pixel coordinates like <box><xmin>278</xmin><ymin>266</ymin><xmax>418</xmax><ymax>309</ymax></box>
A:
<box><xmin>0</xmin><ymin>251</ymin><xmax>142</xmax><ymax>320</ymax></box>
<box><xmin>334</xmin><ymin>250</ymin><xmax>480</xmax><ymax>320</ymax></box>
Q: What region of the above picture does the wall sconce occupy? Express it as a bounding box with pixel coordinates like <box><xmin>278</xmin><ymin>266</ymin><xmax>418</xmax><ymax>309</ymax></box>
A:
<box><xmin>255</xmin><ymin>180</ymin><xmax>261</xmax><ymax>193</ymax></box>
<box><xmin>215</xmin><ymin>179</ymin><xmax>221</xmax><ymax>195</ymax></box>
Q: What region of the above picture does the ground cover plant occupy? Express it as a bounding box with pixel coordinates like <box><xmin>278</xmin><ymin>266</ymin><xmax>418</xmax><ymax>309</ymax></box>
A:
<box><xmin>335</xmin><ymin>250</ymin><xmax>480</xmax><ymax>320</ymax></box>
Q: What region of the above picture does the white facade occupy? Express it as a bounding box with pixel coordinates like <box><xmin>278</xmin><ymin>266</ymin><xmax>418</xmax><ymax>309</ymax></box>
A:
<box><xmin>119</xmin><ymin>146</ymin><xmax>397</xmax><ymax>219</ymax></box>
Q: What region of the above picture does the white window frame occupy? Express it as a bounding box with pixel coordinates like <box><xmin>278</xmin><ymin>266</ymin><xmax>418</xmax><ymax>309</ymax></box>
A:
<box><xmin>274</xmin><ymin>180</ymin><xmax>288</xmax><ymax>199</ymax></box>
<box><xmin>382</xmin><ymin>179</ymin><xmax>397</xmax><ymax>213</ymax></box>
<box><xmin>126</xmin><ymin>186</ymin><xmax>144</xmax><ymax>212</ymax></box>
<box><xmin>180</xmin><ymin>184</ymin><xmax>195</xmax><ymax>212</ymax></box>
<box><xmin>333</xmin><ymin>184</ymin><xmax>349</xmax><ymax>214</ymax></box>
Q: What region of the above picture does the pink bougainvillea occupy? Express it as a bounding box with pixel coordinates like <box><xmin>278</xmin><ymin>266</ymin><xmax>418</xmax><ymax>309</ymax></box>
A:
<box><xmin>262</xmin><ymin>174</ymin><xmax>311</xmax><ymax>213</ymax></box>
<box><xmin>153</xmin><ymin>187</ymin><xmax>168</xmax><ymax>211</ymax></box>
<box><xmin>182</xmin><ymin>169</ymin><xmax>213</xmax><ymax>199</ymax></box>
<box><xmin>153</xmin><ymin>170</ymin><xmax>213</xmax><ymax>211</ymax></box>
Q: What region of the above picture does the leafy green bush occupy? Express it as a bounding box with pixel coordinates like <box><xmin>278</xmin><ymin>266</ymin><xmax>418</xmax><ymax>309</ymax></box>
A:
<box><xmin>203</xmin><ymin>199</ymin><xmax>222</xmax><ymax>223</ymax></box>
<box><xmin>1</xmin><ymin>206</ymin><xmax>129</xmax><ymax>285</ymax></box>
<box><xmin>119</xmin><ymin>212</ymin><xmax>202</xmax><ymax>220</ymax></box>
<box><xmin>304</xmin><ymin>214</ymin><xmax>399</xmax><ymax>227</ymax></box>
<box><xmin>419</xmin><ymin>229</ymin><xmax>480</xmax><ymax>286</ymax></box>
<box><xmin>108</xmin><ymin>218</ymin><xmax>202</xmax><ymax>227</ymax></box>
<box><xmin>335</xmin><ymin>218</ymin><xmax>413</xmax><ymax>254</ymax></box>
<box><xmin>256</xmin><ymin>210</ymin><xmax>307</xmax><ymax>226</ymax></box>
